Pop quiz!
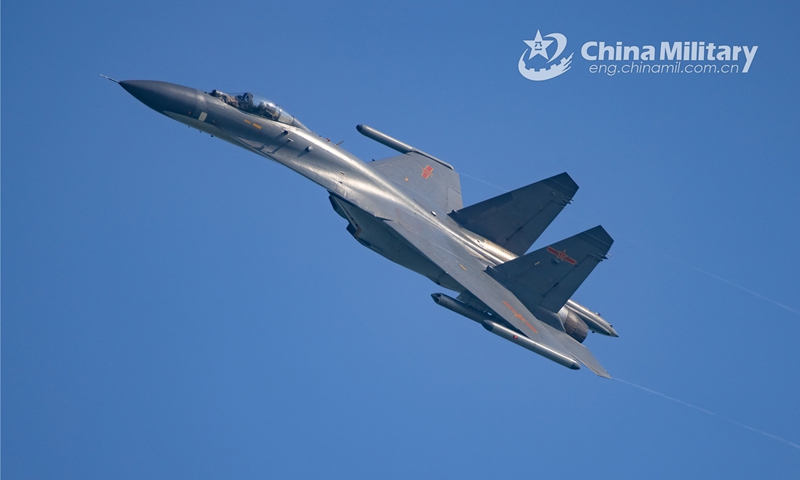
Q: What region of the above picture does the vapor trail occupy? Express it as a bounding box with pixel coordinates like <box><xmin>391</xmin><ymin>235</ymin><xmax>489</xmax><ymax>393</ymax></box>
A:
<box><xmin>622</xmin><ymin>237</ymin><xmax>800</xmax><ymax>318</ymax></box>
<box><xmin>686</xmin><ymin>264</ymin><xmax>800</xmax><ymax>317</ymax></box>
<box><xmin>614</xmin><ymin>378</ymin><xmax>800</xmax><ymax>451</ymax></box>
<box><xmin>459</xmin><ymin>172</ymin><xmax>508</xmax><ymax>192</ymax></box>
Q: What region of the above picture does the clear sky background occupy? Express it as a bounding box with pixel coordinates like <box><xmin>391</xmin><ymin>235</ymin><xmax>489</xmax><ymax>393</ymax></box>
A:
<box><xmin>4</xmin><ymin>1</ymin><xmax>800</xmax><ymax>478</ymax></box>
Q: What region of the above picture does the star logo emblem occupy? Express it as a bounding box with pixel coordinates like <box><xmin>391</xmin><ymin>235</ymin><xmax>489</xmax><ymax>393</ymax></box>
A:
<box><xmin>518</xmin><ymin>29</ymin><xmax>572</xmax><ymax>81</ymax></box>
<box><xmin>524</xmin><ymin>30</ymin><xmax>554</xmax><ymax>60</ymax></box>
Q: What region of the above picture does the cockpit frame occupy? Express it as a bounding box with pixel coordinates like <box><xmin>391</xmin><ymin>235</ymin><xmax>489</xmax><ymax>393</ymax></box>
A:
<box><xmin>210</xmin><ymin>89</ymin><xmax>308</xmax><ymax>131</ymax></box>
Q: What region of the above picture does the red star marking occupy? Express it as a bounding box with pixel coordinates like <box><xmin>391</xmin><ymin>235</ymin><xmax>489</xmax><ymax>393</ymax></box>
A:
<box><xmin>421</xmin><ymin>165</ymin><xmax>433</xmax><ymax>179</ymax></box>
<box><xmin>547</xmin><ymin>246</ymin><xmax>577</xmax><ymax>265</ymax></box>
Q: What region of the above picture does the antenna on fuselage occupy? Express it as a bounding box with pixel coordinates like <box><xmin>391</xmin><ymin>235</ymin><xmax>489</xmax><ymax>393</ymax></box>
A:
<box><xmin>99</xmin><ymin>74</ymin><xmax>120</xmax><ymax>83</ymax></box>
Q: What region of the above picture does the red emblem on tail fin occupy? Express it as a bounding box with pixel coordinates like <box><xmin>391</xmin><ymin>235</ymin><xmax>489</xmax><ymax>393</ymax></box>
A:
<box><xmin>421</xmin><ymin>165</ymin><xmax>433</xmax><ymax>179</ymax></box>
<box><xmin>547</xmin><ymin>246</ymin><xmax>577</xmax><ymax>265</ymax></box>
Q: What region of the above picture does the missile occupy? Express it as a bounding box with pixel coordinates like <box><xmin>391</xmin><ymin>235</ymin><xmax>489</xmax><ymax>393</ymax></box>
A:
<box><xmin>565</xmin><ymin>300</ymin><xmax>619</xmax><ymax>337</ymax></box>
<box><xmin>357</xmin><ymin>124</ymin><xmax>454</xmax><ymax>169</ymax></box>
<box><xmin>480</xmin><ymin>319</ymin><xmax>580</xmax><ymax>370</ymax></box>
<box><xmin>431</xmin><ymin>292</ymin><xmax>492</xmax><ymax>324</ymax></box>
<box><xmin>431</xmin><ymin>293</ymin><xmax>580</xmax><ymax>370</ymax></box>
<box><xmin>357</xmin><ymin>124</ymin><xmax>415</xmax><ymax>155</ymax></box>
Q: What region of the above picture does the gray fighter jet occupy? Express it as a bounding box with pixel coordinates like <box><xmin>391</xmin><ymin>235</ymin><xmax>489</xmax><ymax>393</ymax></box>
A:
<box><xmin>107</xmin><ymin>77</ymin><xmax>618</xmax><ymax>377</ymax></box>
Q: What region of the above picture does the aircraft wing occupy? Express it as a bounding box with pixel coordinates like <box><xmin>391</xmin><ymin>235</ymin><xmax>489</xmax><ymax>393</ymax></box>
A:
<box><xmin>385</xmin><ymin>210</ymin><xmax>610</xmax><ymax>377</ymax></box>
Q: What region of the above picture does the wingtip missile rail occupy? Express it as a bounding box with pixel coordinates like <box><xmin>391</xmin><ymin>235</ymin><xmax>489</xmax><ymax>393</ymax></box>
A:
<box><xmin>357</xmin><ymin>124</ymin><xmax>454</xmax><ymax>170</ymax></box>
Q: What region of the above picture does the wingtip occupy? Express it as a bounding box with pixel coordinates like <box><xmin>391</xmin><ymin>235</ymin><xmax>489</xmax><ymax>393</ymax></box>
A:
<box><xmin>553</xmin><ymin>332</ymin><xmax>611</xmax><ymax>378</ymax></box>
<box><xmin>583</xmin><ymin>358</ymin><xmax>612</xmax><ymax>379</ymax></box>
<box><xmin>548</xmin><ymin>172</ymin><xmax>579</xmax><ymax>196</ymax></box>
<box><xmin>584</xmin><ymin>225</ymin><xmax>614</xmax><ymax>249</ymax></box>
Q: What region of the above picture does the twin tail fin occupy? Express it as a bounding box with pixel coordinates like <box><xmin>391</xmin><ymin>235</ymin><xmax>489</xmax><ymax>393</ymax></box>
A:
<box><xmin>487</xmin><ymin>226</ymin><xmax>613</xmax><ymax>314</ymax></box>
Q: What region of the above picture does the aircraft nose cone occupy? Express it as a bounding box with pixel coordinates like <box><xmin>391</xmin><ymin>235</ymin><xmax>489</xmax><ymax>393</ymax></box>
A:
<box><xmin>119</xmin><ymin>80</ymin><xmax>199</xmax><ymax>116</ymax></box>
<box><xmin>608</xmin><ymin>326</ymin><xmax>619</xmax><ymax>337</ymax></box>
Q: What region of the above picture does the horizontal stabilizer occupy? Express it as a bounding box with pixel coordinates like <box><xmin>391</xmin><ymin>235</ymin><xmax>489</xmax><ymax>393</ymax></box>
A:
<box><xmin>449</xmin><ymin>173</ymin><xmax>578</xmax><ymax>256</ymax></box>
<box><xmin>488</xmin><ymin>226</ymin><xmax>613</xmax><ymax>314</ymax></box>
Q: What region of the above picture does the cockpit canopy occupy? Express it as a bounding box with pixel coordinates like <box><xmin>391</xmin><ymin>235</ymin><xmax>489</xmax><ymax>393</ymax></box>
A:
<box><xmin>210</xmin><ymin>90</ymin><xmax>309</xmax><ymax>131</ymax></box>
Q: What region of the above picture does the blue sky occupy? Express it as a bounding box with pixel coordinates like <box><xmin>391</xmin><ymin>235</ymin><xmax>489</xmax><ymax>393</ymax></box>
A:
<box><xmin>4</xmin><ymin>1</ymin><xmax>800</xmax><ymax>478</ymax></box>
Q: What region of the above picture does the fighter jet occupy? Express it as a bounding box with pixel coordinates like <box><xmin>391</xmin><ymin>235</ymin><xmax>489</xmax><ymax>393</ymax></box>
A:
<box><xmin>106</xmin><ymin>76</ymin><xmax>618</xmax><ymax>377</ymax></box>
